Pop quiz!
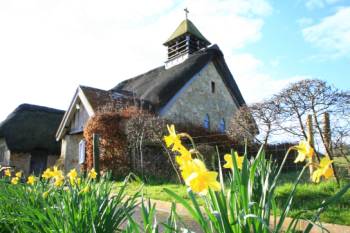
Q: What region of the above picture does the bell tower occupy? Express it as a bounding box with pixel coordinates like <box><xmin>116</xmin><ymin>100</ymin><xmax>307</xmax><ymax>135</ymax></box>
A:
<box><xmin>164</xmin><ymin>9</ymin><xmax>211</xmax><ymax>69</ymax></box>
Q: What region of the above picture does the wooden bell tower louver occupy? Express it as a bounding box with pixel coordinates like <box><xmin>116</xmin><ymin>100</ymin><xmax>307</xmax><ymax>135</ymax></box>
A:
<box><xmin>163</xmin><ymin>14</ymin><xmax>210</xmax><ymax>69</ymax></box>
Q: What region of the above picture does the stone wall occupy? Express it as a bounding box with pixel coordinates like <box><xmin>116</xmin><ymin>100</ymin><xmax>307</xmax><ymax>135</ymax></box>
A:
<box><xmin>0</xmin><ymin>138</ymin><xmax>10</xmax><ymax>166</ymax></box>
<box><xmin>162</xmin><ymin>61</ymin><xmax>238</xmax><ymax>132</ymax></box>
<box><xmin>10</xmin><ymin>153</ymin><xmax>31</xmax><ymax>175</ymax></box>
<box><xmin>60</xmin><ymin>133</ymin><xmax>84</xmax><ymax>173</ymax></box>
<box><xmin>47</xmin><ymin>155</ymin><xmax>59</xmax><ymax>168</ymax></box>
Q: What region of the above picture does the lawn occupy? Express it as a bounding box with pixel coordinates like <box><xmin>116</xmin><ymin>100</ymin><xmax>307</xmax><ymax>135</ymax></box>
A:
<box><xmin>113</xmin><ymin>170</ymin><xmax>350</xmax><ymax>226</ymax></box>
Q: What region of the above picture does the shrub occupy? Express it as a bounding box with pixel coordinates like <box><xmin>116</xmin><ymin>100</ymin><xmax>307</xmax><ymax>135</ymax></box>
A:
<box><xmin>84</xmin><ymin>110</ymin><xmax>130</xmax><ymax>178</ymax></box>
<box><xmin>0</xmin><ymin>167</ymin><xmax>140</xmax><ymax>233</ymax></box>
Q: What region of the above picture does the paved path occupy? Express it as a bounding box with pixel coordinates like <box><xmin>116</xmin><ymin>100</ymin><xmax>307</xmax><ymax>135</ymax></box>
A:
<box><xmin>130</xmin><ymin>206</ymin><xmax>201</xmax><ymax>232</ymax></box>
<box><xmin>128</xmin><ymin>198</ymin><xmax>350</xmax><ymax>233</ymax></box>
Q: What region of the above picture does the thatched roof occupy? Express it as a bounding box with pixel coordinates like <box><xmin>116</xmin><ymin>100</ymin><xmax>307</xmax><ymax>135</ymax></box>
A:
<box><xmin>79</xmin><ymin>85</ymin><xmax>140</xmax><ymax>112</ymax></box>
<box><xmin>112</xmin><ymin>44</ymin><xmax>246</xmax><ymax>111</ymax></box>
<box><xmin>0</xmin><ymin>104</ymin><xmax>64</xmax><ymax>154</ymax></box>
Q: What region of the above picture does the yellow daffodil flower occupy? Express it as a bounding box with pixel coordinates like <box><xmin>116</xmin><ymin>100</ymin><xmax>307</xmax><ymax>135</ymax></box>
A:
<box><xmin>67</xmin><ymin>169</ymin><xmax>78</xmax><ymax>185</ymax></box>
<box><xmin>52</xmin><ymin>166</ymin><xmax>63</xmax><ymax>177</ymax></box>
<box><xmin>54</xmin><ymin>175</ymin><xmax>65</xmax><ymax>187</ymax></box>
<box><xmin>293</xmin><ymin>140</ymin><xmax>314</xmax><ymax>163</ymax></box>
<box><xmin>312</xmin><ymin>157</ymin><xmax>334</xmax><ymax>183</ymax></box>
<box><xmin>15</xmin><ymin>171</ymin><xmax>22</xmax><ymax>178</ymax></box>
<box><xmin>42</xmin><ymin>191</ymin><xmax>50</xmax><ymax>199</ymax></box>
<box><xmin>223</xmin><ymin>152</ymin><xmax>244</xmax><ymax>170</ymax></box>
<box><xmin>27</xmin><ymin>175</ymin><xmax>36</xmax><ymax>185</ymax></box>
<box><xmin>4</xmin><ymin>169</ymin><xmax>11</xmax><ymax>177</ymax></box>
<box><xmin>181</xmin><ymin>159</ymin><xmax>207</xmax><ymax>183</ymax></box>
<box><xmin>186</xmin><ymin>168</ymin><xmax>221</xmax><ymax>195</ymax></box>
<box><xmin>175</xmin><ymin>146</ymin><xmax>192</xmax><ymax>167</ymax></box>
<box><xmin>164</xmin><ymin>124</ymin><xmax>183</xmax><ymax>151</ymax></box>
<box><xmin>77</xmin><ymin>178</ymin><xmax>81</xmax><ymax>186</ymax></box>
<box><xmin>79</xmin><ymin>186</ymin><xmax>90</xmax><ymax>194</ymax></box>
<box><xmin>88</xmin><ymin>168</ymin><xmax>97</xmax><ymax>180</ymax></box>
<box><xmin>42</xmin><ymin>168</ymin><xmax>53</xmax><ymax>180</ymax></box>
<box><xmin>11</xmin><ymin>177</ymin><xmax>19</xmax><ymax>185</ymax></box>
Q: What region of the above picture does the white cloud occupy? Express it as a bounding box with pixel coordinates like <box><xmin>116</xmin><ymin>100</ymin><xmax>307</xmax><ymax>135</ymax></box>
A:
<box><xmin>228</xmin><ymin>53</ymin><xmax>306</xmax><ymax>103</ymax></box>
<box><xmin>0</xmin><ymin>0</ymin><xmax>272</xmax><ymax>121</ymax></box>
<box><xmin>305</xmin><ymin>0</ymin><xmax>342</xmax><ymax>9</ymax></box>
<box><xmin>302</xmin><ymin>7</ymin><xmax>350</xmax><ymax>59</ymax></box>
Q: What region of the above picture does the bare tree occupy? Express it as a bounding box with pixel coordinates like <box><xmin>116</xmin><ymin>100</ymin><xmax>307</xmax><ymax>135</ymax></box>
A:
<box><xmin>275</xmin><ymin>79</ymin><xmax>349</xmax><ymax>144</ymax></box>
<box><xmin>125</xmin><ymin>107</ymin><xmax>183</xmax><ymax>182</ymax></box>
<box><xmin>332</xmin><ymin>106</ymin><xmax>350</xmax><ymax>162</ymax></box>
<box><xmin>227</xmin><ymin>105</ymin><xmax>257</xmax><ymax>145</ymax></box>
<box><xmin>227</xmin><ymin>100</ymin><xmax>279</xmax><ymax>145</ymax></box>
<box><xmin>250</xmin><ymin>100</ymin><xmax>280</xmax><ymax>145</ymax></box>
<box><xmin>274</xmin><ymin>79</ymin><xmax>350</xmax><ymax>183</ymax></box>
<box><xmin>125</xmin><ymin>108</ymin><xmax>163</xmax><ymax>177</ymax></box>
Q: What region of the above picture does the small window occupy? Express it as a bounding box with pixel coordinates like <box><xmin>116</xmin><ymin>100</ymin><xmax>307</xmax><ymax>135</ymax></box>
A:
<box><xmin>78</xmin><ymin>140</ymin><xmax>86</xmax><ymax>165</ymax></box>
<box><xmin>203</xmin><ymin>114</ymin><xmax>210</xmax><ymax>130</ymax></box>
<box><xmin>219</xmin><ymin>119</ymin><xmax>226</xmax><ymax>133</ymax></box>
<box><xmin>211</xmin><ymin>81</ymin><xmax>215</xmax><ymax>93</ymax></box>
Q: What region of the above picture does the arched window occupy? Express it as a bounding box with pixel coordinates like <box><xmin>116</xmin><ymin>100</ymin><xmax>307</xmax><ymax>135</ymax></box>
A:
<box><xmin>203</xmin><ymin>114</ymin><xmax>210</xmax><ymax>130</ymax></box>
<box><xmin>219</xmin><ymin>118</ymin><xmax>226</xmax><ymax>133</ymax></box>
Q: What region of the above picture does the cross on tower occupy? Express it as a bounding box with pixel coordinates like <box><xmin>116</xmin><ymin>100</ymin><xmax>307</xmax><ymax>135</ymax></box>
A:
<box><xmin>184</xmin><ymin>8</ymin><xmax>189</xmax><ymax>19</ymax></box>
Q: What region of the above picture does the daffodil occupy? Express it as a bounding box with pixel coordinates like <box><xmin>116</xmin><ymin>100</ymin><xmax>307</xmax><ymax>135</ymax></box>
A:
<box><xmin>181</xmin><ymin>159</ymin><xmax>207</xmax><ymax>182</ymax></box>
<box><xmin>42</xmin><ymin>168</ymin><xmax>53</xmax><ymax>180</ymax></box>
<box><xmin>293</xmin><ymin>140</ymin><xmax>314</xmax><ymax>163</ymax></box>
<box><xmin>312</xmin><ymin>157</ymin><xmax>334</xmax><ymax>183</ymax></box>
<box><xmin>51</xmin><ymin>166</ymin><xmax>63</xmax><ymax>177</ymax></box>
<box><xmin>186</xmin><ymin>168</ymin><xmax>221</xmax><ymax>195</ymax></box>
<box><xmin>223</xmin><ymin>152</ymin><xmax>244</xmax><ymax>170</ymax></box>
<box><xmin>79</xmin><ymin>186</ymin><xmax>90</xmax><ymax>194</ymax></box>
<box><xmin>42</xmin><ymin>190</ymin><xmax>50</xmax><ymax>199</ymax></box>
<box><xmin>11</xmin><ymin>177</ymin><xmax>19</xmax><ymax>185</ymax></box>
<box><xmin>27</xmin><ymin>175</ymin><xmax>36</xmax><ymax>185</ymax></box>
<box><xmin>77</xmin><ymin>178</ymin><xmax>81</xmax><ymax>186</ymax></box>
<box><xmin>175</xmin><ymin>146</ymin><xmax>192</xmax><ymax>167</ymax></box>
<box><xmin>54</xmin><ymin>175</ymin><xmax>65</xmax><ymax>187</ymax></box>
<box><xmin>164</xmin><ymin>124</ymin><xmax>183</xmax><ymax>151</ymax></box>
<box><xmin>4</xmin><ymin>169</ymin><xmax>11</xmax><ymax>177</ymax></box>
<box><xmin>67</xmin><ymin>169</ymin><xmax>78</xmax><ymax>185</ymax></box>
<box><xmin>88</xmin><ymin>168</ymin><xmax>97</xmax><ymax>180</ymax></box>
<box><xmin>15</xmin><ymin>171</ymin><xmax>22</xmax><ymax>178</ymax></box>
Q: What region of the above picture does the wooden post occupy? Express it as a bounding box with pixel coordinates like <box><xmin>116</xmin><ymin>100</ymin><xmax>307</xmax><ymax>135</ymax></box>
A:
<box><xmin>323</xmin><ymin>112</ymin><xmax>340</xmax><ymax>185</ymax></box>
<box><xmin>323</xmin><ymin>112</ymin><xmax>332</xmax><ymax>154</ymax></box>
<box><xmin>306</xmin><ymin>114</ymin><xmax>315</xmax><ymax>177</ymax></box>
<box><xmin>93</xmin><ymin>133</ymin><xmax>100</xmax><ymax>180</ymax></box>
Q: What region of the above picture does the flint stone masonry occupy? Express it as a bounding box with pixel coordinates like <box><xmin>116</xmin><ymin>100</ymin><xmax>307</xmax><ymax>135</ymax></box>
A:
<box><xmin>162</xmin><ymin>61</ymin><xmax>238</xmax><ymax>131</ymax></box>
<box><xmin>61</xmin><ymin>133</ymin><xmax>84</xmax><ymax>173</ymax></box>
<box><xmin>10</xmin><ymin>153</ymin><xmax>31</xmax><ymax>175</ymax></box>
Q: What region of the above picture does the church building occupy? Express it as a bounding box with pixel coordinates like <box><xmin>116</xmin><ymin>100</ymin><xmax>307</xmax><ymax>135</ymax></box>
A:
<box><xmin>56</xmin><ymin>17</ymin><xmax>246</xmax><ymax>172</ymax></box>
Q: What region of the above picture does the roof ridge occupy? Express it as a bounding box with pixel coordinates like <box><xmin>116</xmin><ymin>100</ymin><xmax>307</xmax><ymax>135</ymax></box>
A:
<box><xmin>13</xmin><ymin>103</ymin><xmax>64</xmax><ymax>114</ymax></box>
<box><xmin>79</xmin><ymin>85</ymin><xmax>108</xmax><ymax>92</ymax></box>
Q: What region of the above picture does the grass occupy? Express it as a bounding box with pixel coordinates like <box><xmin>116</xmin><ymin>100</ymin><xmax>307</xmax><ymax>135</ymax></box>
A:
<box><xmin>275</xmin><ymin>180</ymin><xmax>350</xmax><ymax>226</ymax></box>
<box><xmin>113</xmin><ymin>170</ymin><xmax>350</xmax><ymax>226</ymax></box>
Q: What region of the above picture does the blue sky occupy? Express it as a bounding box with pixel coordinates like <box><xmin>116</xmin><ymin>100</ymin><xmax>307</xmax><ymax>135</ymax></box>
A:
<box><xmin>0</xmin><ymin>0</ymin><xmax>349</xmax><ymax>121</ymax></box>
<box><xmin>243</xmin><ymin>0</ymin><xmax>350</xmax><ymax>91</ymax></box>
